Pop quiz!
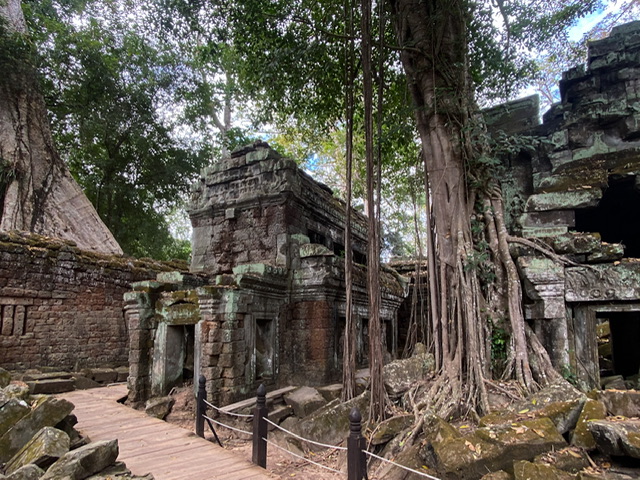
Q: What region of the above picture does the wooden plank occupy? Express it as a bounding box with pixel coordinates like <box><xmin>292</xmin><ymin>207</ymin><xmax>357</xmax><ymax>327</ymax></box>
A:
<box><xmin>59</xmin><ymin>387</ymin><xmax>270</xmax><ymax>480</ymax></box>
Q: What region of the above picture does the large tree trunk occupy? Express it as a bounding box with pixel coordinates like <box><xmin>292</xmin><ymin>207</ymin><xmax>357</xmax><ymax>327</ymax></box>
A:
<box><xmin>0</xmin><ymin>0</ymin><xmax>122</xmax><ymax>255</ymax></box>
<box><xmin>390</xmin><ymin>0</ymin><xmax>559</xmax><ymax>414</ymax></box>
<box><xmin>390</xmin><ymin>0</ymin><xmax>488</xmax><ymax>415</ymax></box>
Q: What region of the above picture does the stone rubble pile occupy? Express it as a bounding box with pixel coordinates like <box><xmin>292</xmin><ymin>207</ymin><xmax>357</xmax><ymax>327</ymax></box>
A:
<box><xmin>218</xmin><ymin>347</ymin><xmax>640</xmax><ymax>479</ymax></box>
<box><xmin>0</xmin><ymin>368</ymin><xmax>152</xmax><ymax>480</ymax></box>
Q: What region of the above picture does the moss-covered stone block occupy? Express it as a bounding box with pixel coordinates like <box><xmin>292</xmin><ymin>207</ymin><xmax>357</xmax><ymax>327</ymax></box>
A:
<box><xmin>571</xmin><ymin>399</ymin><xmax>607</xmax><ymax>449</ymax></box>
<box><xmin>434</xmin><ymin>417</ymin><xmax>567</xmax><ymax>479</ymax></box>
<box><xmin>0</xmin><ymin>396</ymin><xmax>74</xmax><ymax>462</ymax></box>
<box><xmin>5</xmin><ymin>426</ymin><xmax>70</xmax><ymax>474</ymax></box>
<box><xmin>513</xmin><ymin>460</ymin><xmax>575</xmax><ymax>480</ymax></box>
<box><xmin>525</xmin><ymin>190</ymin><xmax>602</xmax><ymax>212</ymax></box>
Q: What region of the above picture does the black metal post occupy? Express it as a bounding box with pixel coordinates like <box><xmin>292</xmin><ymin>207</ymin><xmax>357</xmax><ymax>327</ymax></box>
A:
<box><xmin>252</xmin><ymin>383</ymin><xmax>268</xmax><ymax>468</ymax></box>
<box><xmin>195</xmin><ymin>375</ymin><xmax>206</xmax><ymax>438</ymax></box>
<box><xmin>348</xmin><ymin>407</ymin><xmax>366</xmax><ymax>480</ymax></box>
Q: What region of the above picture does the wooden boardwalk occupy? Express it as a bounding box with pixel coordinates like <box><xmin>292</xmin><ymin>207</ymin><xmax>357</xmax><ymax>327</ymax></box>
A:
<box><xmin>60</xmin><ymin>385</ymin><xmax>272</xmax><ymax>480</ymax></box>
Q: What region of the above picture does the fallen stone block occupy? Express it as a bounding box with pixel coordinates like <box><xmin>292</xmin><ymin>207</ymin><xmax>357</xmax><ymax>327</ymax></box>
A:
<box><xmin>145</xmin><ymin>396</ymin><xmax>174</xmax><ymax>420</ymax></box>
<box><xmin>433</xmin><ymin>417</ymin><xmax>567</xmax><ymax>479</ymax></box>
<box><xmin>571</xmin><ymin>399</ymin><xmax>607</xmax><ymax>449</ymax></box>
<box><xmin>290</xmin><ymin>392</ymin><xmax>369</xmax><ymax>453</ymax></box>
<box><xmin>6</xmin><ymin>464</ymin><xmax>45</xmax><ymax>480</ymax></box>
<box><xmin>480</xmin><ymin>398</ymin><xmax>584</xmax><ymax>435</ymax></box>
<box><xmin>5</xmin><ymin>426</ymin><xmax>70</xmax><ymax>474</ymax></box>
<box><xmin>72</xmin><ymin>375</ymin><xmax>101</xmax><ymax>390</ymax></box>
<box><xmin>316</xmin><ymin>384</ymin><xmax>342</xmax><ymax>402</ymax></box>
<box><xmin>382</xmin><ymin>351</ymin><xmax>434</xmax><ymax>397</ymax></box>
<box><xmin>0</xmin><ymin>368</ymin><xmax>11</xmax><ymax>388</ymax></box>
<box><xmin>534</xmin><ymin>447</ymin><xmax>590</xmax><ymax>474</ymax></box>
<box><xmin>26</xmin><ymin>378</ymin><xmax>75</xmax><ymax>395</ymax></box>
<box><xmin>284</xmin><ymin>386</ymin><xmax>327</xmax><ymax>418</ymax></box>
<box><xmin>1</xmin><ymin>383</ymin><xmax>30</xmax><ymax>402</ymax></box>
<box><xmin>598</xmin><ymin>390</ymin><xmax>640</xmax><ymax>418</ymax></box>
<box><xmin>268</xmin><ymin>404</ymin><xmax>293</xmax><ymax>428</ymax></box>
<box><xmin>0</xmin><ymin>398</ymin><xmax>30</xmax><ymax>436</ymax></box>
<box><xmin>0</xmin><ymin>396</ymin><xmax>74</xmax><ymax>462</ymax></box>
<box><xmin>82</xmin><ymin>368</ymin><xmax>118</xmax><ymax>384</ymax></box>
<box><xmin>513</xmin><ymin>460</ymin><xmax>575</xmax><ymax>480</ymax></box>
<box><xmin>588</xmin><ymin>418</ymin><xmax>640</xmax><ymax>458</ymax></box>
<box><xmin>369</xmin><ymin>414</ymin><xmax>414</xmax><ymax>446</ymax></box>
<box><xmin>84</xmin><ymin>461</ymin><xmax>154</xmax><ymax>479</ymax></box>
<box><xmin>22</xmin><ymin>372</ymin><xmax>73</xmax><ymax>382</ymax></box>
<box><xmin>41</xmin><ymin>439</ymin><xmax>119</xmax><ymax>480</ymax></box>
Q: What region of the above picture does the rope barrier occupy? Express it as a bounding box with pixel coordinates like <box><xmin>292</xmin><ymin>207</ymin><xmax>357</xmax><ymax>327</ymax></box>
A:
<box><xmin>203</xmin><ymin>399</ymin><xmax>254</xmax><ymax>419</ymax></box>
<box><xmin>262</xmin><ymin>437</ymin><xmax>345</xmax><ymax>476</ymax></box>
<box><xmin>202</xmin><ymin>415</ymin><xmax>253</xmax><ymax>436</ymax></box>
<box><xmin>363</xmin><ymin>450</ymin><xmax>441</xmax><ymax>480</ymax></box>
<box><xmin>263</xmin><ymin>417</ymin><xmax>348</xmax><ymax>451</ymax></box>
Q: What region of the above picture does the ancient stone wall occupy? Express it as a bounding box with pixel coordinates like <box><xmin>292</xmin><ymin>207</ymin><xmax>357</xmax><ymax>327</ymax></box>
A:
<box><xmin>487</xmin><ymin>21</ymin><xmax>640</xmax><ymax>388</ymax></box>
<box><xmin>0</xmin><ymin>231</ymin><xmax>184</xmax><ymax>371</ymax></box>
<box><xmin>188</xmin><ymin>141</ymin><xmax>368</xmax><ymax>275</ymax></box>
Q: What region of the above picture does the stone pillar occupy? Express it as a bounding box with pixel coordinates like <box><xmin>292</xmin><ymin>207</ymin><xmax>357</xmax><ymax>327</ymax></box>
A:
<box><xmin>124</xmin><ymin>281</ymin><xmax>161</xmax><ymax>404</ymax></box>
<box><xmin>517</xmin><ymin>256</ymin><xmax>570</xmax><ymax>370</ymax></box>
<box><xmin>196</xmin><ymin>286</ymin><xmax>224</xmax><ymax>405</ymax></box>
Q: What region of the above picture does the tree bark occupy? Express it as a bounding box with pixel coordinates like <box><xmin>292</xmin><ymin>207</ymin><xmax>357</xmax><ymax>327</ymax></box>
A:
<box><xmin>0</xmin><ymin>0</ymin><xmax>122</xmax><ymax>255</ymax></box>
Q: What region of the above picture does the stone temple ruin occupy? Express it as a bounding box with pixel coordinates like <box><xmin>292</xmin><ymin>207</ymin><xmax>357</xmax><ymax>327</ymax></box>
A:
<box><xmin>124</xmin><ymin>144</ymin><xmax>406</xmax><ymax>406</ymax></box>
<box><xmin>1</xmin><ymin>21</ymin><xmax>639</xmax><ymax>412</ymax></box>
<box><xmin>486</xmin><ymin>21</ymin><xmax>640</xmax><ymax>390</ymax></box>
<box><xmin>122</xmin><ymin>20</ymin><xmax>640</xmax><ymax>406</ymax></box>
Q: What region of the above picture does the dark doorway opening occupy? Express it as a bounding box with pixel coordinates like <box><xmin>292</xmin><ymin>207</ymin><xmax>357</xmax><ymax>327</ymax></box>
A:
<box><xmin>596</xmin><ymin>311</ymin><xmax>640</xmax><ymax>378</ymax></box>
<box><xmin>575</xmin><ymin>176</ymin><xmax>640</xmax><ymax>257</ymax></box>
<box><xmin>255</xmin><ymin>318</ymin><xmax>275</xmax><ymax>380</ymax></box>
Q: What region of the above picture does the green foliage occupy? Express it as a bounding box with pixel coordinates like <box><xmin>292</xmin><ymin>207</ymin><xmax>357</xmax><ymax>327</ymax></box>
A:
<box><xmin>490</xmin><ymin>319</ymin><xmax>510</xmax><ymax>377</ymax></box>
<box><xmin>23</xmin><ymin>0</ymin><xmax>206</xmax><ymax>260</ymax></box>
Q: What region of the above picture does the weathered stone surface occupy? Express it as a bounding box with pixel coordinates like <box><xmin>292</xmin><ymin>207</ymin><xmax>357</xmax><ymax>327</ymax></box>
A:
<box><xmin>283</xmin><ymin>386</ymin><xmax>327</xmax><ymax>418</ymax></box>
<box><xmin>316</xmin><ymin>384</ymin><xmax>342</xmax><ymax>402</ymax></box>
<box><xmin>82</xmin><ymin>368</ymin><xmax>118</xmax><ymax>384</ymax></box>
<box><xmin>26</xmin><ymin>379</ymin><xmax>75</xmax><ymax>395</ymax></box>
<box><xmin>480</xmin><ymin>471</ymin><xmax>513</xmax><ymax>480</ymax></box>
<box><xmin>5</xmin><ymin>426</ymin><xmax>70</xmax><ymax>474</ymax></box>
<box><xmin>369</xmin><ymin>414</ymin><xmax>414</xmax><ymax>446</ymax></box>
<box><xmin>2</xmin><ymin>384</ymin><xmax>30</xmax><ymax>402</ymax></box>
<box><xmin>0</xmin><ymin>398</ymin><xmax>30</xmax><ymax>436</ymax></box>
<box><xmin>289</xmin><ymin>392</ymin><xmax>369</xmax><ymax>452</ymax></box>
<box><xmin>433</xmin><ymin>417</ymin><xmax>567</xmax><ymax>479</ymax></box>
<box><xmin>383</xmin><ymin>348</ymin><xmax>435</xmax><ymax>397</ymax></box>
<box><xmin>0</xmin><ymin>368</ymin><xmax>11</xmax><ymax>388</ymax></box>
<box><xmin>72</xmin><ymin>375</ymin><xmax>100</xmax><ymax>390</ymax></box>
<box><xmin>534</xmin><ymin>447</ymin><xmax>590</xmax><ymax>473</ymax></box>
<box><xmin>6</xmin><ymin>464</ymin><xmax>45</xmax><ymax>480</ymax></box>
<box><xmin>571</xmin><ymin>399</ymin><xmax>607</xmax><ymax>449</ymax></box>
<box><xmin>22</xmin><ymin>372</ymin><xmax>73</xmax><ymax>382</ymax></box>
<box><xmin>41</xmin><ymin>439</ymin><xmax>119</xmax><ymax>480</ymax></box>
<box><xmin>268</xmin><ymin>405</ymin><xmax>293</xmax><ymax>428</ymax></box>
<box><xmin>551</xmin><ymin>233</ymin><xmax>602</xmax><ymax>255</ymax></box>
<box><xmin>84</xmin><ymin>461</ymin><xmax>154</xmax><ymax>480</ymax></box>
<box><xmin>566</xmin><ymin>262</ymin><xmax>640</xmax><ymax>303</ymax></box>
<box><xmin>524</xmin><ymin>190</ymin><xmax>602</xmax><ymax>212</ymax></box>
<box><xmin>598</xmin><ymin>390</ymin><xmax>640</xmax><ymax>417</ymax></box>
<box><xmin>513</xmin><ymin>380</ymin><xmax>586</xmax><ymax>414</ymax></box>
<box><xmin>587</xmin><ymin>418</ymin><xmax>640</xmax><ymax>457</ymax></box>
<box><xmin>513</xmin><ymin>460</ymin><xmax>575</xmax><ymax>480</ymax></box>
<box><xmin>0</xmin><ymin>231</ymin><xmax>183</xmax><ymax>372</ymax></box>
<box><xmin>0</xmin><ymin>396</ymin><xmax>74</xmax><ymax>462</ymax></box>
<box><xmin>480</xmin><ymin>399</ymin><xmax>584</xmax><ymax>435</ymax></box>
<box><xmin>374</xmin><ymin>443</ymin><xmax>425</xmax><ymax>480</ymax></box>
<box><xmin>144</xmin><ymin>396</ymin><xmax>174</xmax><ymax>420</ymax></box>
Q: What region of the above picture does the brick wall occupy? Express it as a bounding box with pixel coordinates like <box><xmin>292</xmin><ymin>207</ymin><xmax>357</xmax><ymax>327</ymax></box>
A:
<box><xmin>0</xmin><ymin>231</ymin><xmax>185</xmax><ymax>371</ymax></box>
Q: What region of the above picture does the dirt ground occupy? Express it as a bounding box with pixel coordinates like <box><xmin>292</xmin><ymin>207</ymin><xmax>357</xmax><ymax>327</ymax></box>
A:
<box><xmin>164</xmin><ymin>385</ymin><xmax>347</xmax><ymax>480</ymax></box>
